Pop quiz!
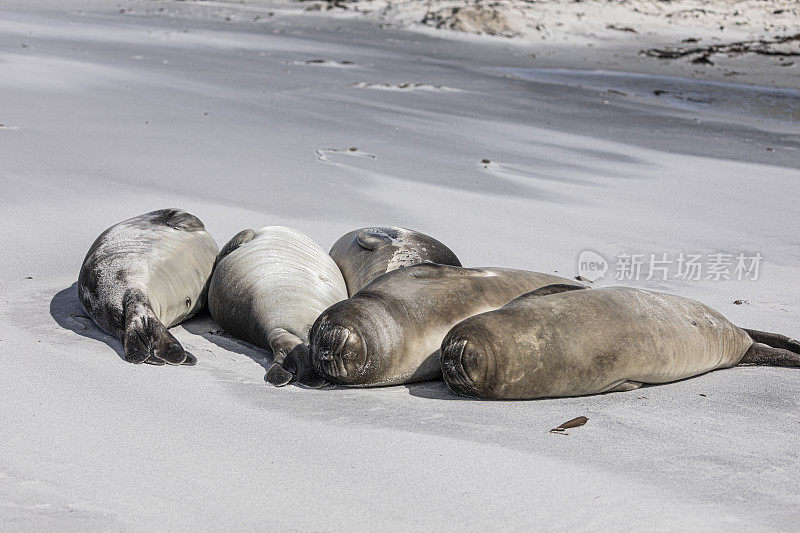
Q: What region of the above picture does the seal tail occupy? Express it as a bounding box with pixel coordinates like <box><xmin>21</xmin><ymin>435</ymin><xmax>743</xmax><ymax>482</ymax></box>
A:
<box><xmin>265</xmin><ymin>328</ymin><xmax>328</xmax><ymax>388</ymax></box>
<box><xmin>214</xmin><ymin>229</ymin><xmax>255</xmax><ymax>269</ymax></box>
<box><xmin>740</xmin><ymin>328</ymin><xmax>800</xmax><ymax>367</ymax></box>
<box><xmin>122</xmin><ymin>289</ymin><xmax>195</xmax><ymax>365</ymax></box>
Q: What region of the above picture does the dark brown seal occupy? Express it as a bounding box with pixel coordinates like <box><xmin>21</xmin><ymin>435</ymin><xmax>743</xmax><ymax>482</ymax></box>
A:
<box><xmin>329</xmin><ymin>227</ymin><xmax>461</xmax><ymax>296</ymax></box>
<box><xmin>441</xmin><ymin>285</ymin><xmax>800</xmax><ymax>400</ymax></box>
<box><xmin>309</xmin><ymin>264</ymin><xmax>583</xmax><ymax>386</ymax></box>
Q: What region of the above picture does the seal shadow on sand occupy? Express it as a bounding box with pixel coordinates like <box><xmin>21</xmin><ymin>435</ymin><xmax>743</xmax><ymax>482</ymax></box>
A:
<box><xmin>404</xmin><ymin>375</ymin><xmax>666</xmax><ymax>402</ymax></box>
<box><xmin>181</xmin><ymin>315</ymin><xmax>274</xmax><ymax>374</ymax></box>
<box><xmin>181</xmin><ymin>316</ymin><xmax>479</xmax><ymax>397</ymax></box>
<box><xmin>403</xmin><ymin>378</ymin><xmax>475</xmax><ymax>401</ymax></box>
<box><xmin>49</xmin><ymin>283</ymin><xmax>269</xmax><ymax>369</ymax></box>
<box><xmin>50</xmin><ymin>283</ymin><xmax>125</xmax><ymax>361</ymax></box>
<box><xmin>49</xmin><ymin>285</ymin><xmax>528</xmax><ymax>399</ymax></box>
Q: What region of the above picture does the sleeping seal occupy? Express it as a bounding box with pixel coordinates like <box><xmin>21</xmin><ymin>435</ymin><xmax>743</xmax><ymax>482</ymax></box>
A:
<box><xmin>309</xmin><ymin>264</ymin><xmax>583</xmax><ymax>386</ymax></box>
<box><xmin>329</xmin><ymin>227</ymin><xmax>461</xmax><ymax>296</ymax></box>
<box><xmin>78</xmin><ymin>209</ymin><xmax>219</xmax><ymax>365</ymax></box>
<box><xmin>208</xmin><ymin>226</ymin><xmax>348</xmax><ymax>387</ymax></box>
<box><xmin>441</xmin><ymin>285</ymin><xmax>800</xmax><ymax>400</ymax></box>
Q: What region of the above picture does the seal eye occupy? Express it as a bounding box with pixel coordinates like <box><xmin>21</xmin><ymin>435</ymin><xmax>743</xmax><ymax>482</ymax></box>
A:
<box><xmin>185</xmin><ymin>297</ymin><xmax>192</xmax><ymax>309</ymax></box>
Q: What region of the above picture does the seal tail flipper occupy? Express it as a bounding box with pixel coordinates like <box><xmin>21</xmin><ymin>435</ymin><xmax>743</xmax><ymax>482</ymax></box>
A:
<box><xmin>265</xmin><ymin>328</ymin><xmax>328</xmax><ymax>388</ymax></box>
<box><xmin>265</xmin><ymin>362</ymin><xmax>294</xmax><ymax>387</ymax></box>
<box><xmin>743</xmin><ymin>329</ymin><xmax>800</xmax><ymax>354</ymax></box>
<box><xmin>740</xmin><ymin>343</ymin><xmax>800</xmax><ymax>367</ymax></box>
<box><xmin>739</xmin><ymin>328</ymin><xmax>800</xmax><ymax>367</ymax></box>
<box><xmin>214</xmin><ymin>229</ymin><xmax>256</xmax><ymax>269</ymax></box>
<box><xmin>265</xmin><ymin>328</ymin><xmax>302</xmax><ymax>386</ymax></box>
<box><xmin>123</xmin><ymin>289</ymin><xmax>188</xmax><ymax>365</ymax></box>
<box><xmin>159</xmin><ymin>209</ymin><xmax>206</xmax><ymax>232</ymax></box>
<box><xmin>143</xmin><ymin>353</ymin><xmax>195</xmax><ymax>365</ymax></box>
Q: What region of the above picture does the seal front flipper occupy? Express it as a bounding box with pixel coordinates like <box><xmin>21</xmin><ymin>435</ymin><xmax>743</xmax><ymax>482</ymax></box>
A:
<box><xmin>407</xmin><ymin>263</ymin><xmax>489</xmax><ymax>279</ymax></box>
<box><xmin>266</xmin><ymin>328</ymin><xmax>303</xmax><ymax>387</ymax></box>
<box><xmin>215</xmin><ymin>229</ymin><xmax>256</xmax><ymax>268</ymax></box>
<box><xmin>518</xmin><ymin>284</ymin><xmax>589</xmax><ymax>299</ymax></box>
<box><xmin>123</xmin><ymin>288</ymin><xmax>188</xmax><ymax>365</ymax></box>
<box><xmin>606</xmin><ymin>381</ymin><xmax>642</xmax><ymax>393</ymax></box>
<box><xmin>298</xmin><ymin>371</ymin><xmax>328</xmax><ymax>389</ymax></box>
<box><xmin>157</xmin><ymin>209</ymin><xmax>207</xmax><ymax>232</ymax></box>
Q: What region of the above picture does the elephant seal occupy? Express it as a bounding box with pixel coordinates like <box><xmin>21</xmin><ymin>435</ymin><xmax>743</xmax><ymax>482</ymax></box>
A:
<box><xmin>441</xmin><ymin>285</ymin><xmax>800</xmax><ymax>400</ymax></box>
<box><xmin>78</xmin><ymin>209</ymin><xmax>219</xmax><ymax>365</ymax></box>
<box><xmin>208</xmin><ymin>226</ymin><xmax>348</xmax><ymax>387</ymax></box>
<box><xmin>309</xmin><ymin>264</ymin><xmax>584</xmax><ymax>386</ymax></box>
<box><xmin>329</xmin><ymin>227</ymin><xmax>461</xmax><ymax>296</ymax></box>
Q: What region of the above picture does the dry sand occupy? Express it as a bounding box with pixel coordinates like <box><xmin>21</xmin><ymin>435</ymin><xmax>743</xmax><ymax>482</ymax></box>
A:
<box><xmin>1</xmin><ymin>0</ymin><xmax>799</xmax><ymax>530</ymax></box>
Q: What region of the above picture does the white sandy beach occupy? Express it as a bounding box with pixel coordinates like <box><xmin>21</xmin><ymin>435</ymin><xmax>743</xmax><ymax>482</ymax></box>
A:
<box><xmin>1</xmin><ymin>0</ymin><xmax>799</xmax><ymax>530</ymax></box>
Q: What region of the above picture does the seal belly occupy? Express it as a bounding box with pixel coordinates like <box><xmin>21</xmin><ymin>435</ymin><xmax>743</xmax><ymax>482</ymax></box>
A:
<box><xmin>142</xmin><ymin>229</ymin><xmax>218</xmax><ymax>328</ymax></box>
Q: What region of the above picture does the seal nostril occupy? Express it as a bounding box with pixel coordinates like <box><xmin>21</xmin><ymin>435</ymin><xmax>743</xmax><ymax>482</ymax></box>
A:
<box><xmin>460</xmin><ymin>343</ymin><xmax>485</xmax><ymax>385</ymax></box>
<box><xmin>442</xmin><ymin>337</ymin><xmax>489</xmax><ymax>397</ymax></box>
<box><xmin>319</xmin><ymin>325</ymin><xmax>350</xmax><ymax>355</ymax></box>
<box><xmin>442</xmin><ymin>339</ymin><xmax>469</xmax><ymax>384</ymax></box>
<box><xmin>313</xmin><ymin>325</ymin><xmax>357</xmax><ymax>381</ymax></box>
<box><xmin>332</xmin><ymin>327</ymin><xmax>350</xmax><ymax>355</ymax></box>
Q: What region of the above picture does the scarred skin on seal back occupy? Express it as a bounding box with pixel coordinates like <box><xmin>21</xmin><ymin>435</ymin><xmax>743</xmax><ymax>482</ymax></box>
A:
<box><xmin>329</xmin><ymin>227</ymin><xmax>461</xmax><ymax>296</ymax></box>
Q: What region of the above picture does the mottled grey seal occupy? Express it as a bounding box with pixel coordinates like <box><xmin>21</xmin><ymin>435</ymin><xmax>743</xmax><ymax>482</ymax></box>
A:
<box><xmin>309</xmin><ymin>264</ymin><xmax>584</xmax><ymax>386</ymax></box>
<box><xmin>441</xmin><ymin>285</ymin><xmax>800</xmax><ymax>400</ymax></box>
<box><xmin>208</xmin><ymin>226</ymin><xmax>348</xmax><ymax>387</ymax></box>
<box><xmin>78</xmin><ymin>209</ymin><xmax>219</xmax><ymax>365</ymax></box>
<box><xmin>329</xmin><ymin>227</ymin><xmax>461</xmax><ymax>296</ymax></box>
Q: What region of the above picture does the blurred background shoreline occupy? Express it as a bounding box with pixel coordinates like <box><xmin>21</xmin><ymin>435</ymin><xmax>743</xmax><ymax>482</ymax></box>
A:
<box><xmin>119</xmin><ymin>0</ymin><xmax>800</xmax><ymax>89</ymax></box>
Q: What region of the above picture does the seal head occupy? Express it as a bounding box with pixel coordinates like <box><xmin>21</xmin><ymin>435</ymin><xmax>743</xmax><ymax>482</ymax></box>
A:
<box><xmin>309</xmin><ymin>299</ymin><xmax>386</xmax><ymax>384</ymax></box>
<box><xmin>441</xmin><ymin>322</ymin><xmax>500</xmax><ymax>398</ymax></box>
<box><xmin>330</xmin><ymin>227</ymin><xmax>461</xmax><ymax>296</ymax></box>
